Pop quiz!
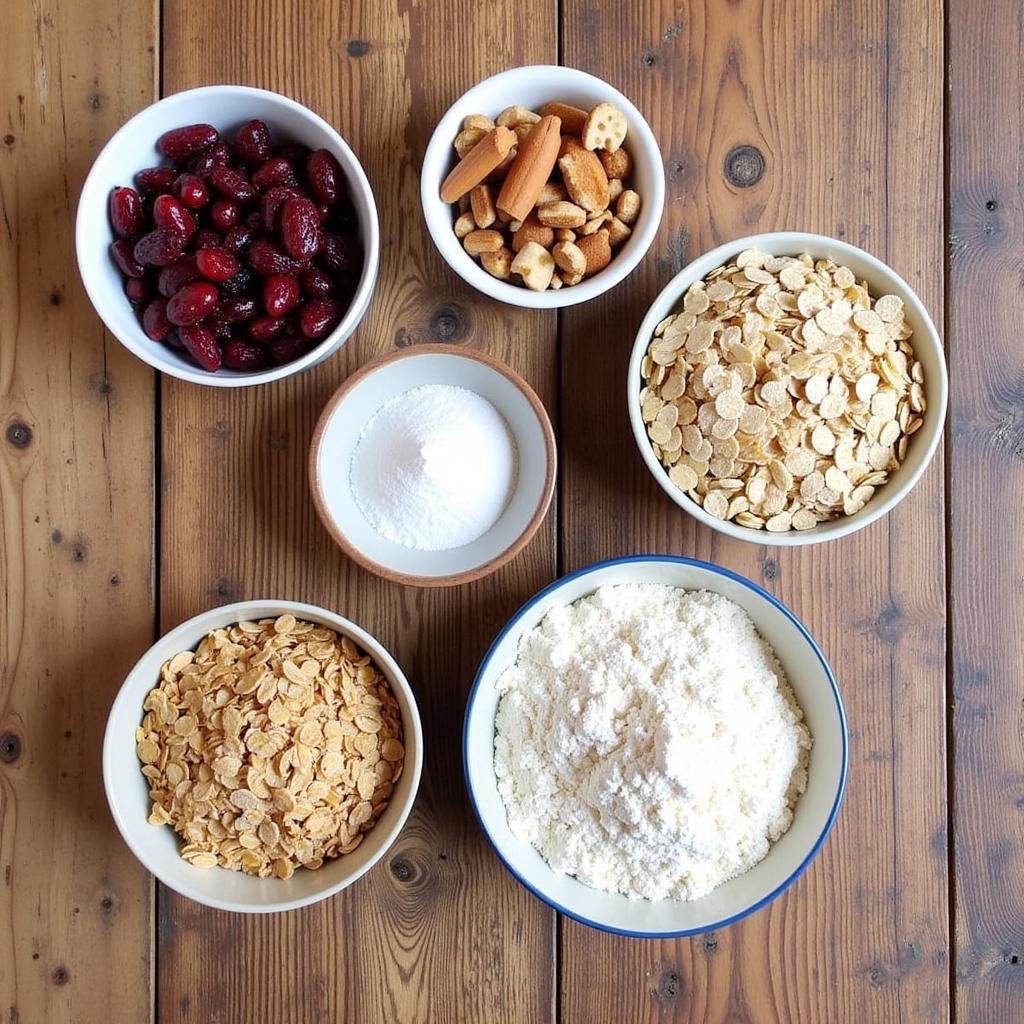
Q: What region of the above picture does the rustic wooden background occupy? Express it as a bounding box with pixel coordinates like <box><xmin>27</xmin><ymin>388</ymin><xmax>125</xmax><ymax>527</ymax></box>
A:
<box><xmin>1</xmin><ymin>0</ymin><xmax>1020</xmax><ymax>1020</ymax></box>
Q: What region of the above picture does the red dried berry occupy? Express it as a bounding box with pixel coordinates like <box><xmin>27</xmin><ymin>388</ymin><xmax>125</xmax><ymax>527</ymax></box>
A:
<box><xmin>268</xmin><ymin>333</ymin><xmax>309</xmax><ymax>365</ymax></box>
<box><xmin>299</xmin><ymin>297</ymin><xmax>343</xmax><ymax>339</ymax></box>
<box><xmin>157</xmin><ymin>123</ymin><xmax>219</xmax><ymax>162</ymax></box>
<box><xmin>252</xmin><ymin>156</ymin><xmax>298</xmax><ymax>191</ymax></box>
<box><xmin>276</xmin><ymin>142</ymin><xmax>311</xmax><ymax>165</ymax></box>
<box><xmin>247</xmin><ymin>237</ymin><xmax>307</xmax><ymax>276</ymax></box>
<box><xmin>195</xmin><ymin>248</ymin><xmax>240</xmax><ymax>282</ymax></box>
<box><xmin>211</xmin><ymin>165</ymin><xmax>257</xmax><ymax>205</ymax></box>
<box><xmin>244</xmin><ymin>211</ymin><xmax>264</xmax><ymax>232</ymax></box>
<box><xmin>176</xmin><ymin>323</ymin><xmax>222</xmax><ymax>372</ymax></box>
<box><xmin>222</xmin><ymin>338</ymin><xmax>271</xmax><ymax>370</ymax></box>
<box><xmin>306</xmin><ymin>149</ymin><xmax>343</xmax><ymax>205</ymax></box>
<box><xmin>135</xmin><ymin>166</ymin><xmax>177</xmax><ymax>194</ymax></box>
<box><xmin>300</xmin><ymin>267</ymin><xmax>334</xmax><ymax>298</ymax></box>
<box><xmin>280</xmin><ymin>196</ymin><xmax>321</xmax><ymax>260</ymax></box>
<box><xmin>188</xmin><ymin>141</ymin><xmax>232</xmax><ymax>179</ymax></box>
<box><xmin>219</xmin><ymin>295</ymin><xmax>259</xmax><ymax>322</ymax></box>
<box><xmin>259</xmin><ymin>186</ymin><xmax>299</xmax><ymax>233</ymax></box>
<box><xmin>173</xmin><ymin>174</ymin><xmax>209</xmax><ymax>209</ymax></box>
<box><xmin>262</xmin><ymin>274</ymin><xmax>300</xmax><ymax>317</ymax></box>
<box><xmin>153</xmin><ymin>194</ymin><xmax>195</xmax><ymax>239</ymax></box>
<box><xmin>166</xmin><ymin>281</ymin><xmax>219</xmax><ymax>326</ymax></box>
<box><xmin>248</xmin><ymin>315</ymin><xmax>286</xmax><ymax>343</ymax></box>
<box><xmin>218</xmin><ymin>265</ymin><xmax>255</xmax><ymax>295</ymax></box>
<box><xmin>232</xmin><ymin>119</ymin><xmax>273</xmax><ymax>165</ymax></box>
<box><xmin>110</xmin><ymin>238</ymin><xmax>145</xmax><ymax>278</ymax></box>
<box><xmin>317</xmin><ymin>230</ymin><xmax>362</xmax><ymax>279</ymax></box>
<box><xmin>142</xmin><ymin>298</ymin><xmax>171</xmax><ymax>340</ymax></box>
<box><xmin>205</xmin><ymin>310</ymin><xmax>233</xmax><ymax>342</ymax></box>
<box><xmin>109</xmin><ymin>187</ymin><xmax>144</xmax><ymax>240</ymax></box>
<box><xmin>210</xmin><ymin>200</ymin><xmax>239</xmax><ymax>231</ymax></box>
<box><xmin>158</xmin><ymin>254</ymin><xmax>200</xmax><ymax>297</ymax></box>
<box><xmin>191</xmin><ymin>228</ymin><xmax>221</xmax><ymax>251</ymax></box>
<box><xmin>133</xmin><ymin>228</ymin><xmax>186</xmax><ymax>267</ymax></box>
<box><xmin>222</xmin><ymin>224</ymin><xmax>253</xmax><ymax>255</ymax></box>
<box><xmin>124</xmin><ymin>276</ymin><xmax>151</xmax><ymax>305</ymax></box>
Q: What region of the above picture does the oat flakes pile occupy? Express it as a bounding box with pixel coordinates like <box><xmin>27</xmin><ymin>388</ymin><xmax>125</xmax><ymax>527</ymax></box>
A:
<box><xmin>640</xmin><ymin>249</ymin><xmax>926</xmax><ymax>531</ymax></box>
<box><xmin>136</xmin><ymin>614</ymin><xmax>404</xmax><ymax>878</ymax></box>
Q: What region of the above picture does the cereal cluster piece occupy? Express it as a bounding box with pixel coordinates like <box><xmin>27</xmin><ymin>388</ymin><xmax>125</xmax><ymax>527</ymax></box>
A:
<box><xmin>136</xmin><ymin>615</ymin><xmax>404</xmax><ymax>877</ymax></box>
<box><xmin>640</xmin><ymin>249</ymin><xmax>926</xmax><ymax>532</ymax></box>
<box><xmin>440</xmin><ymin>101</ymin><xmax>641</xmax><ymax>291</ymax></box>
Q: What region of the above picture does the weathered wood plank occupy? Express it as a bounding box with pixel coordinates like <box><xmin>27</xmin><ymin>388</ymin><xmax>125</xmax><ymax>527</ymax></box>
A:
<box><xmin>158</xmin><ymin>1</ymin><xmax>556</xmax><ymax>1021</ymax></box>
<box><xmin>559</xmin><ymin>1</ymin><xmax>947</xmax><ymax>1020</ymax></box>
<box><xmin>949</xmin><ymin>0</ymin><xmax>1024</xmax><ymax>1018</ymax></box>
<box><xmin>0</xmin><ymin>2</ymin><xmax>157</xmax><ymax>1022</ymax></box>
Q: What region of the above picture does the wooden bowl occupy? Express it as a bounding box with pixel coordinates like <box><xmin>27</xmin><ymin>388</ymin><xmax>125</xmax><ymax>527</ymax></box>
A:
<box><xmin>309</xmin><ymin>344</ymin><xmax>556</xmax><ymax>587</ymax></box>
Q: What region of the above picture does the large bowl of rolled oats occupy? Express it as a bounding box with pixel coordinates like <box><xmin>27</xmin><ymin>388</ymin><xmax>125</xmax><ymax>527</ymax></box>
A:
<box><xmin>628</xmin><ymin>232</ymin><xmax>947</xmax><ymax>545</ymax></box>
<box><xmin>103</xmin><ymin>600</ymin><xmax>422</xmax><ymax>913</ymax></box>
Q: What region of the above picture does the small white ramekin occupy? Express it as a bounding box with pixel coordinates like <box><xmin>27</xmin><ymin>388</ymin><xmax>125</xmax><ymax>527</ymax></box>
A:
<box><xmin>628</xmin><ymin>232</ymin><xmax>948</xmax><ymax>546</ymax></box>
<box><xmin>421</xmin><ymin>66</ymin><xmax>665</xmax><ymax>309</ymax></box>
<box><xmin>77</xmin><ymin>85</ymin><xmax>380</xmax><ymax>387</ymax></box>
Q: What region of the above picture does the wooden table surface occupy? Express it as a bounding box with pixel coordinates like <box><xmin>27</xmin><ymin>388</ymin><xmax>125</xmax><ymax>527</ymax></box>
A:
<box><xmin>1</xmin><ymin>0</ymin><xmax>1020</xmax><ymax>1021</ymax></box>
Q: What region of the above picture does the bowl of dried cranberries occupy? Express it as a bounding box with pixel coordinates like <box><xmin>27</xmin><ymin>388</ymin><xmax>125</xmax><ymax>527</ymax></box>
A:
<box><xmin>77</xmin><ymin>85</ymin><xmax>379</xmax><ymax>385</ymax></box>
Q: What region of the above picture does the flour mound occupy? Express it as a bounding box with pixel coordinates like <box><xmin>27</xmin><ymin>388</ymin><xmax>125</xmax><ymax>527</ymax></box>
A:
<box><xmin>493</xmin><ymin>584</ymin><xmax>812</xmax><ymax>901</ymax></box>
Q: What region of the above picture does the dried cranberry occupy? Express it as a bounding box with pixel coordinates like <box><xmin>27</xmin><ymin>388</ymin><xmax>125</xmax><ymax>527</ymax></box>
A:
<box><xmin>232</xmin><ymin>119</ymin><xmax>273</xmax><ymax>165</ymax></box>
<box><xmin>268</xmin><ymin>333</ymin><xmax>309</xmax><ymax>365</ymax></box>
<box><xmin>327</xmin><ymin>193</ymin><xmax>358</xmax><ymax>233</ymax></box>
<box><xmin>262</xmin><ymin>274</ymin><xmax>300</xmax><ymax>317</ymax></box>
<box><xmin>218</xmin><ymin>265</ymin><xmax>255</xmax><ymax>295</ymax></box>
<box><xmin>211</xmin><ymin>165</ymin><xmax>257</xmax><ymax>205</ymax></box>
<box><xmin>248</xmin><ymin>315</ymin><xmax>286</xmax><ymax>343</ymax></box>
<box><xmin>157</xmin><ymin>123</ymin><xmax>219</xmax><ymax>162</ymax></box>
<box><xmin>247</xmin><ymin>237</ymin><xmax>307</xmax><ymax>276</ymax></box>
<box><xmin>299</xmin><ymin>297</ymin><xmax>343</xmax><ymax>339</ymax></box>
<box><xmin>252</xmin><ymin>157</ymin><xmax>297</xmax><ymax>191</ymax></box>
<box><xmin>219</xmin><ymin>295</ymin><xmax>259</xmax><ymax>322</ymax></box>
<box><xmin>280</xmin><ymin>196</ymin><xmax>321</xmax><ymax>260</ymax></box>
<box><xmin>134</xmin><ymin>228</ymin><xmax>186</xmax><ymax>267</ymax></box>
<box><xmin>276</xmin><ymin>142</ymin><xmax>311</xmax><ymax>165</ymax></box>
<box><xmin>244</xmin><ymin>211</ymin><xmax>263</xmax><ymax>232</ymax></box>
<box><xmin>142</xmin><ymin>298</ymin><xmax>171</xmax><ymax>340</ymax></box>
<box><xmin>188</xmin><ymin>141</ymin><xmax>232</xmax><ymax>179</ymax></box>
<box><xmin>317</xmin><ymin>230</ymin><xmax>362</xmax><ymax>279</ymax></box>
<box><xmin>164</xmin><ymin>329</ymin><xmax>185</xmax><ymax>351</ymax></box>
<box><xmin>306</xmin><ymin>149</ymin><xmax>343</xmax><ymax>205</ymax></box>
<box><xmin>167</xmin><ymin>281</ymin><xmax>219</xmax><ymax>326</ymax></box>
<box><xmin>259</xmin><ymin>186</ymin><xmax>299</xmax><ymax>232</ymax></box>
<box><xmin>195</xmin><ymin>248</ymin><xmax>240</xmax><ymax>282</ymax></box>
<box><xmin>153</xmin><ymin>194</ymin><xmax>195</xmax><ymax>239</ymax></box>
<box><xmin>177</xmin><ymin>323</ymin><xmax>222</xmax><ymax>371</ymax></box>
<box><xmin>222</xmin><ymin>224</ymin><xmax>253</xmax><ymax>255</ymax></box>
<box><xmin>109</xmin><ymin>187</ymin><xmax>144</xmax><ymax>240</ymax></box>
<box><xmin>191</xmin><ymin>228</ymin><xmax>221</xmax><ymax>251</ymax></box>
<box><xmin>158</xmin><ymin>255</ymin><xmax>200</xmax><ymax>297</ymax></box>
<box><xmin>135</xmin><ymin>166</ymin><xmax>177</xmax><ymax>195</ymax></box>
<box><xmin>110</xmin><ymin>238</ymin><xmax>145</xmax><ymax>278</ymax></box>
<box><xmin>205</xmin><ymin>310</ymin><xmax>233</xmax><ymax>342</ymax></box>
<box><xmin>222</xmin><ymin>338</ymin><xmax>271</xmax><ymax>370</ymax></box>
<box><xmin>210</xmin><ymin>200</ymin><xmax>239</xmax><ymax>231</ymax></box>
<box><xmin>300</xmin><ymin>267</ymin><xmax>334</xmax><ymax>298</ymax></box>
<box><xmin>173</xmin><ymin>174</ymin><xmax>209</xmax><ymax>209</ymax></box>
<box><xmin>124</xmin><ymin>276</ymin><xmax>150</xmax><ymax>305</ymax></box>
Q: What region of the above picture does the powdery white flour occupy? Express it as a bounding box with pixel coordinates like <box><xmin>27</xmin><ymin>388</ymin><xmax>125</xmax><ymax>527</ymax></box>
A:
<box><xmin>493</xmin><ymin>584</ymin><xmax>812</xmax><ymax>901</ymax></box>
<box><xmin>350</xmin><ymin>384</ymin><xmax>517</xmax><ymax>551</ymax></box>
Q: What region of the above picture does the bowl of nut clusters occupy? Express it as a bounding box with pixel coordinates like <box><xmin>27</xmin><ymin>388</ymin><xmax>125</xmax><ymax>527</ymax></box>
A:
<box><xmin>421</xmin><ymin>65</ymin><xmax>665</xmax><ymax>307</ymax></box>
<box><xmin>103</xmin><ymin>600</ymin><xmax>422</xmax><ymax>912</ymax></box>
<box><xmin>628</xmin><ymin>232</ymin><xmax>947</xmax><ymax>544</ymax></box>
<box><xmin>77</xmin><ymin>85</ymin><xmax>379</xmax><ymax>385</ymax></box>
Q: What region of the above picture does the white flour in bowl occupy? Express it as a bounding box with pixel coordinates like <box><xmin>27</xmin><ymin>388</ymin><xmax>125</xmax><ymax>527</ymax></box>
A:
<box><xmin>493</xmin><ymin>584</ymin><xmax>812</xmax><ymax>901</ymax></box>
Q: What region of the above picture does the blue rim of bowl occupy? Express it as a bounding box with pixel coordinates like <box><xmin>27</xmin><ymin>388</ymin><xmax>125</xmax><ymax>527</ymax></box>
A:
<box><xmin>462</xmin><ymin>553</ymin><xmax>849</xmax><ymax>939</ymax></box>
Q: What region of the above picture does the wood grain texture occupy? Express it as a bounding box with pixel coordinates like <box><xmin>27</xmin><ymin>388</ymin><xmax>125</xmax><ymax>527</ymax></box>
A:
<box><xmin>158</xmin><ymin>1</ymin><xmax>556</xmax><ymax>1021</ymax></box>
<box><xmin>558</xmin><ymin>1</ymin><xmax>948</xmax><ymax>1021</ymax></box>
<box><xmin>0</xmin><ymin>1</ymin><xmax>156</xmax><ymax>1023</ymax></box>
<box><xmin>949</xmin><ymin>0</ymin><xmax>1024</xmax><ymax>1018</ymax></box>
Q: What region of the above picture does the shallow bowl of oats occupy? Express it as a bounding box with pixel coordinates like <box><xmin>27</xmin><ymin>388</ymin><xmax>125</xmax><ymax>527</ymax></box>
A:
<box><xmin>103</xmin><ymin>600</ymin><xmax>422</xmax><ymax>913</ymax></box>
<box><xmin>628</xmin><ymin>232</ymin><xmax>947</xmax><ymax>545</ymax></box>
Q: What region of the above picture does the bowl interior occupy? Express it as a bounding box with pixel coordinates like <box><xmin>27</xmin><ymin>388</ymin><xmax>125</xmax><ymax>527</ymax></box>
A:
<box><xmin>77</xmin><ymin>86</ymin><xmax>378</xmax><ymax>386</ymax></box>
<box><xmin>313</xmin><ymin>349</ymin><xmax>553</xmax><ymax>581</ymax></box>
<box><xmin>421</xmin><ymin>65</ymin><xmax>665</xmax><ymax>309</ymax></box>
<box><xmin>103</xmin><ymin>600</ymin><xmax>422</xmax><ymax>913</ymax></box>
<box><xmin>629</xmin><ymin>231</ymin><xmax>948</xmax><ymax>545</ymax></box>
<box><xmin>465</xmin><ymin>556</ymin><xmax>846</xmax><ymax>936</ymax></box>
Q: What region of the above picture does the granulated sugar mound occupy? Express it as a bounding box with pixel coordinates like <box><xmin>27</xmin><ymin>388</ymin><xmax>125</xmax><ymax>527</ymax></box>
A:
<box><xmin>493</xmin><ymin>584</ymin><xmax>812</xmax><ymax>901</ymax></box>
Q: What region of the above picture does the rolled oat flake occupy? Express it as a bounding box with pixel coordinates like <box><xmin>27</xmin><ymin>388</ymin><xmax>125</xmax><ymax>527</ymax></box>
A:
<box><xmin>350</xmin><ymin>383</ymin><xmax>518</xmax><ymax>551</ymax></box>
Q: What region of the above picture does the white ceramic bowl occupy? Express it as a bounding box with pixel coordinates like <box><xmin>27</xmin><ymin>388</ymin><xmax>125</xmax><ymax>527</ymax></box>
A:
<box><xmin>628</xmin><ymin>232</ymin><xmax>948</xmax><ymax>545</ymax></box>
<box><xmin>464</xmin><ymin>555</ymin><xmax>847</xmax><ymax>937</ymax></box>
<box><xmin>77</xmin><ymin>85</ymin><xmax>380</xmax><ymax>386</ymax></box>
<box><xmin>421</xmin><ymin>65</ymin><xmax>665</xmax><ymax>308</ymax></box>
<box><xmin>309</xmin><ymin>344</ymin><xmax>556</xmax><ymax>587</ymax></box>
<box><xmin>103</xmin><ymin>600</ymin><xmax>422</xmax><ymax>913</ymax></box>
